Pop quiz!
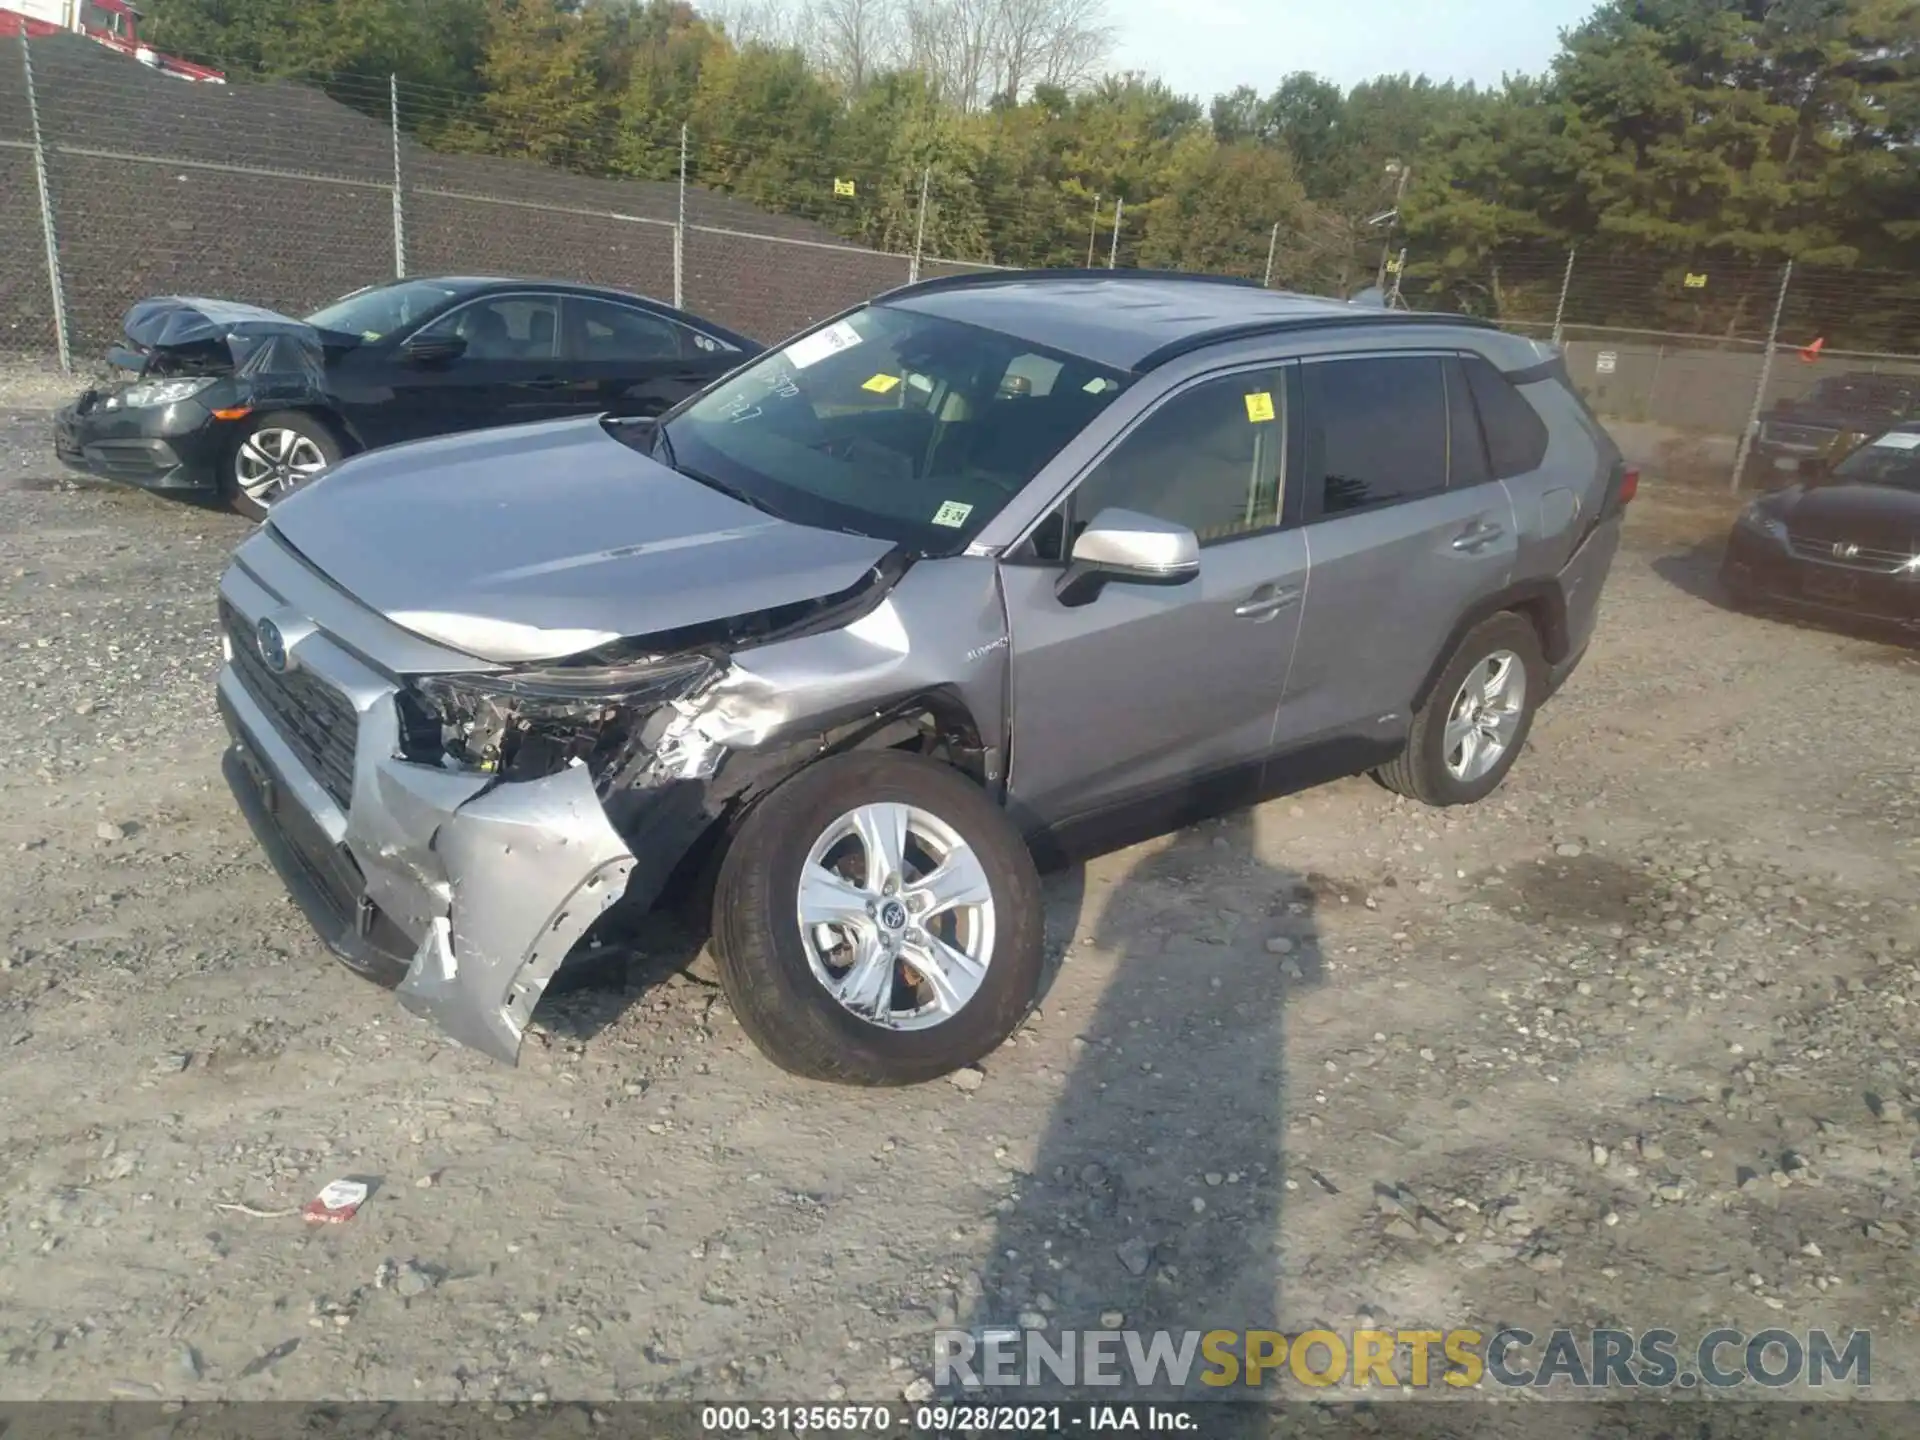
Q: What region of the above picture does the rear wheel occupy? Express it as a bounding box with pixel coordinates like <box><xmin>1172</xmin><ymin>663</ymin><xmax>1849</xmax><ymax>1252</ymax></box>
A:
<box><xmin>1374</xmin><ymin>613</ymin><xmax>1545</xmax><ymax>807</ymax></box>
<box><xmin>222</xmin><ymin>411</ymin><xmax>341</xmax><ymax>520</ymax></box>
<box><xmin>709</xmin><ymin>750</ymin><xmax>1043</xmax><ymax>1085</ymax></box>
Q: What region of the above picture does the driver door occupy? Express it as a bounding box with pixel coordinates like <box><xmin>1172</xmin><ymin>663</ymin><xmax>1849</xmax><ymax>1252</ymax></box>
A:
<box><xmin>1000</xmin><ymin>364</ymin><xmax>1308</xmax><ymax>828</ymax></box>
<box><xmin>377</xmin><ymin>293</ymin><xmax>575</xmax><ymax>445</ymax></box>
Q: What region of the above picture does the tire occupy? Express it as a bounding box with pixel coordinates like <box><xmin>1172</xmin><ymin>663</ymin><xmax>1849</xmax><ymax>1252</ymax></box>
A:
<box><xmin>1717</xmin><ymin>555</ymin><xmax>1753</xmax><ymax>610</ymax></box>
<box><xmin>709</xmin><ymin>750</ymin><xmax>1043</xmax><ymax>1085</ymax></box>
<box><xmin>1374</xmin><ymin>612</ymin><xmax>1546</xmax><ymax>808</ymax></box>
<box><xmin>221</xmin><ymin>411</ymin><xmax>342</xmax><ymax>521</ymax></box>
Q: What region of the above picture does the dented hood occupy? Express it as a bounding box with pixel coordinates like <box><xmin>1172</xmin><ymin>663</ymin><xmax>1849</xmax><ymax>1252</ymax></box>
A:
<box><xmin>264</xmin><ymin>416</ymin><xmax>897</xmax><ymax>664</ymax></box>
<box><xmin>121</xmin><ymin>295</ymin><xmax>328</xmax><ymax>382</ymax></box>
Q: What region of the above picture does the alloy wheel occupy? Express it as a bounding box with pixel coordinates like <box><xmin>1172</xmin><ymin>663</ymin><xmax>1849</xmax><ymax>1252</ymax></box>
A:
<box><xmin>234</xmin><ymin>428</ymin><xmax>329</xmax><ymax>504</ymax></box>
<box><xmin>1443</xmin><ymin>649</ymin><xmax>1527</xmax><ymax>783</ymax></box>
<box><xmin>795</xmin><ymin>802</ymin><xmax>996</xmax><ymax>1030</ymax></box>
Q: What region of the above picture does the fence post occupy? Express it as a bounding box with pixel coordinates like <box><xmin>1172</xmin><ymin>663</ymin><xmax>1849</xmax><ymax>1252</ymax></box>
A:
<box><xmin>21</xmin><ymin>35</ymin><xmax>71</xmax><ymax>374</ymax></box>
<box><xmin>674</xmin><ymin>124</ymin><xmax>688</xmax><ymax>311</ymax></box>
<box><xmin>1263</xmin><ymin>223</ymin><xmax>1278</xmax><ymax>288</ymax></box>
<box><xmin>1730</xmin><ymin>260</ymin><xmax>1794</xmax><ymax>494</ymax></box>
<box><xmin>908</xmin><ymin>167</ymin><xmax>931</xmax><ymax>284</ymax></box>
<box><xmin>1108</xmin><ymin>198</ymin><xmax>1123</xmax><ymax>270</ymax></box>
<box><xmin>1550</xmin><ymin>246</ymin><xmax>1576</xmax><ymax>347</ymax></box>
<box><xmin>389</xmin><ymin>74</ymin><xmax>407</xmax><ymax>278</ymax></box>
<box><xmin>1085</xmin><ymin>194</ymin><xmax>1100</xmax><ymax>267</ymax></box>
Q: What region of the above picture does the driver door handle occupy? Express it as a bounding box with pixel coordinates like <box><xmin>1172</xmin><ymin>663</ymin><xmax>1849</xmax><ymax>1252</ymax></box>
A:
<box><xmin>1234</xmin><ymin>583</ymin><xmax>1301</xmax><ymax>619</ymax></box>
<box><xmin>520</xmin><ymin>376</ymin><xmax>571</xmax><ymax>391</ymax></box>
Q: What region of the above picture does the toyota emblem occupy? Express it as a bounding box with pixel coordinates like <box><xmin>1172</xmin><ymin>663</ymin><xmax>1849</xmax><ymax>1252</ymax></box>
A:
<box><xmin>256</xmin><ymin>617</ymin><xmax>288</xmax><ymax>673</ymax></box>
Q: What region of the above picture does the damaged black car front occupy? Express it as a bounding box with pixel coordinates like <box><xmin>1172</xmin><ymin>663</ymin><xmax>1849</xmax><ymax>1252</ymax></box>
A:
<box><xmin>54</xmin><ymin>296</ymin><xmax>336</xmax><ymax>510</ymax></box>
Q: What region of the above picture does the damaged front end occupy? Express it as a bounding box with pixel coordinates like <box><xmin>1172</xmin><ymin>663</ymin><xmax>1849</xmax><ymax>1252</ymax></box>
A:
<box><xmin>119</xmin><ymin>295</ymin><xmax>330</xmax><ymax>388</ymax></box>
<box><xmin>219</xmin><ymin>525</ymin><xmax>1002</xmax><ymax>1067</ymax></box>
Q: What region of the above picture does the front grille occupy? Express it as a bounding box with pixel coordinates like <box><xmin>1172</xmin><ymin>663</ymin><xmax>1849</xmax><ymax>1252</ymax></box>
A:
<box><xmin>1786</xmin><ymin>535</ymin><xmax>1915</xmax><ymax>574</ymax></box>
<box><xmin>221</xmin><ymin>601</ymin><xmax>358</xmax><ymax>810</ymax></box>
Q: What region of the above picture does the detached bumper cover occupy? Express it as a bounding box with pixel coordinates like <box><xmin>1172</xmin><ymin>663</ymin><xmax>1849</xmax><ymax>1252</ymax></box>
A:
<box><xmin>54</xmin><ymin>395</ymin><xmax>226</xmax><ymax>491</ymax></box>
<box><xmin>218</xmin><ymin>559</ymin><xmax>639</xmax><ymax>1064</ymax></box>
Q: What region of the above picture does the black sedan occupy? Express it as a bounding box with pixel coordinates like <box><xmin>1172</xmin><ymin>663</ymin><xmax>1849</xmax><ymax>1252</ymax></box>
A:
<box><xmin>1722</xmin><ymin>421</ymin><xmax>1920</xmax><ymax>635</ymax></box>
<box><xmin>54</xmin><ymin>277</ymin><xmax>761</xmax><ymax>518</ymax></box>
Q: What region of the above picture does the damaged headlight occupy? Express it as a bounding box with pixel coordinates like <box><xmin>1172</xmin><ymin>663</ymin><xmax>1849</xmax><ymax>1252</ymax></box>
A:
<box><xmin>119</xmin><ymin>377</ymin><xmax>217</xmax><ymax>409</ymax></box>
<box><xmin>400</xmin><ymin>653</ymin><xmax>720</xmax><ymax>783</ymax></box>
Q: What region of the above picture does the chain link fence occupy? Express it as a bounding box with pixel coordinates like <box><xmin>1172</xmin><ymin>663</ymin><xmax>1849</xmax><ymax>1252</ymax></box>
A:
<box><xmin>7</xmin><ymin>31</ymin><xmax>1919</xmax><ymax>493</ymax></box>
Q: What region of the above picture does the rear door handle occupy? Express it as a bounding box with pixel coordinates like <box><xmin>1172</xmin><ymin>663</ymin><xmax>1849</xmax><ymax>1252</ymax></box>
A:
<box><xmin>521</xmin><ymin>376</ymin><xmax>571</xmax><ymax>391</ymax></box>
<box><xmin>1234</xmin><ymin>584</ymin><xmax>1301</xmax><ymax>619</ymax></box>
<box><xmin>1452</xmin><ymin>522</ymin><xmax>1504</xmax><ymax>552</ymax></box>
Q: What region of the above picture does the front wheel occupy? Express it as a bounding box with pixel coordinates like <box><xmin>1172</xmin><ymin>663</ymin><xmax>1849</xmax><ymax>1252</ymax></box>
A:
<box><xmin>709</xmin><ymin>750</ymin><xmax>1044</xmax><ymax>1085</ymax></box>
<box><xmin>1374</xmin><ymin>612</ymin><xmax>1545</xmax><ymax>807</ymax></box>
<box><xmin>221</xmin><ymin>411</ymin><xmax>341</xmax><ymax>521</ymax></box>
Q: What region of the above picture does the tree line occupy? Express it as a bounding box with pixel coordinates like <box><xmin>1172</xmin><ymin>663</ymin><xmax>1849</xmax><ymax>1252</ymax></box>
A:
<box><xmin>143</xmin><ymin>0</ymin><xmax>1920</xmax><ymax>339</ymax></box>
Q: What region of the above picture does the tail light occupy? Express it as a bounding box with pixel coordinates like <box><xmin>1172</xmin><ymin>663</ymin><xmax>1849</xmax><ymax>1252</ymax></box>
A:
<box><xmin>1618</xmin><ymin>467</ymin><xmax>1639</xmax><ymax>506</ymax></box>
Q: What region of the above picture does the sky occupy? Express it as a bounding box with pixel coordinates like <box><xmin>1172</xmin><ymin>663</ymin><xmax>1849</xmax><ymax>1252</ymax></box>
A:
<box><xmin>1109</xmin><ymin>0</ymin><xmax>1600</xmax><ymax>99</ymax></box>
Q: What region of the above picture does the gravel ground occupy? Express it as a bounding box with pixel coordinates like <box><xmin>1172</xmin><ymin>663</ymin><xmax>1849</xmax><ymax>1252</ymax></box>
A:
<box><xmin>0</xmin><ymin>382</ymin><xmax>1916</xmax><ymax>1418</ymax></box>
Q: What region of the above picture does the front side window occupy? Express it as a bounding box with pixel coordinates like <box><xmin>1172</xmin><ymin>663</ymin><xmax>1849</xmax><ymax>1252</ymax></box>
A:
<box><xmin>648</xmin><ymin>305</ymin><xmax>1131</xmax><ymax>553</ymax></box>
<box><xmin>1033</xmin><ymin>370</ymin><xmax>1286</xmax><ymax>560</ymax></box>
<box><xmin>305</xmin><ymin>280</ymin><xmax>461</xmax><ymax>343</ymax></box>
<box><xmin>1304</xmin><ymin>355</ymin><xmax>1448</xmax><ymax>517</ymax></box>
<box><xmin>414</xmin><ymin>296</ymin><xmax>561</xmax><ymax>362</ymax></box>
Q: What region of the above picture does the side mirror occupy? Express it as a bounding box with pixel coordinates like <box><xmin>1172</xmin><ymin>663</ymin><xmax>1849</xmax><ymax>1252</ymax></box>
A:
<box><xmin>1055</xmin><ymin>507</ymin><xmax>1200</xmax><ymax>607</ymax></box>
<box><xmin>402</xmin><ymin>334</ymin><xmax>466</xmax><ymax>365</ymax></box>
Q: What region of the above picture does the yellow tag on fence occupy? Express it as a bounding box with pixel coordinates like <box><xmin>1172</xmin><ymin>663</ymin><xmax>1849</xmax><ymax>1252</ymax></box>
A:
<box><xmin>833</xmin><ymin>178</ymin><xmax>856</xmax><ymax>197</ymax></box>
<box><xmin>1244</xmin><ymin>391</ymin><xmax>1275</xmax><ymax>423</ymax></box>
<box><xmin>863</xmin><ymin>374</ymin><xmax>901</xmax><ymax>393</ymax></box>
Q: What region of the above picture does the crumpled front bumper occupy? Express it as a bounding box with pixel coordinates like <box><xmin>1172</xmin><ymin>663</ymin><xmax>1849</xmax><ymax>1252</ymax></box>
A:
<box><xmin>217</xmin><ymin>560</ymin><xmax>638</xmax><ymax>1064</ymax></box>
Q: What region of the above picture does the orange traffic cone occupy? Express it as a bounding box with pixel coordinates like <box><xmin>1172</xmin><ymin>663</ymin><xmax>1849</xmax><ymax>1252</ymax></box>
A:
<box><xmin>1798</xmin><ymin>336</ymin><xmax>1825</xmax><ymax>363</ymax></box>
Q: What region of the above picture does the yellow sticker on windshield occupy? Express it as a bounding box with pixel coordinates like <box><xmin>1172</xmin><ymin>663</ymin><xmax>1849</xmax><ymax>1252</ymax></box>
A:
<box><xmin>863</xmin><ymin>373</ymin><xmax>901</xmax><ymax>393</ymax></box>
<box><xmin>1245</xmin><ymin>391</ymin><xmax>1275</xmax><ymax>423</ymax></box>
<box><xmin>931</xmin><ymin>500</ymin><xmax>973</xmax><ymax>528</ymax></box>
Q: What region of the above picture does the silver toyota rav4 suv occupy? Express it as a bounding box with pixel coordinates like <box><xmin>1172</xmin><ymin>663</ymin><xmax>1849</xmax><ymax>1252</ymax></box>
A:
<box><xmin>216</xmin><ymin>272</ymin><xmax>1629</xmax><ymax>1085</ymax></box>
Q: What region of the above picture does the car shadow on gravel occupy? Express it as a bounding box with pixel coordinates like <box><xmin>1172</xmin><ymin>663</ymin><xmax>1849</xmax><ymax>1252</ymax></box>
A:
<box><xmin>952</xmin><ymin>805</ymin><xmax>1314</xmax><ymax>1418</ymax></box>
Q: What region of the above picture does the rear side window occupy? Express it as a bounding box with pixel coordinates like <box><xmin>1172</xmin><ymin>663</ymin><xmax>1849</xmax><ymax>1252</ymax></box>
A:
<box><xmin>1303</xmin><ymin>355</ymin><xmax>1447</xmax><ymax>517</ymax></box>
<box><xmin>1463</xmin><ymin>354</ymin><xmax>1550</xmax><ymax>477</ymax></box>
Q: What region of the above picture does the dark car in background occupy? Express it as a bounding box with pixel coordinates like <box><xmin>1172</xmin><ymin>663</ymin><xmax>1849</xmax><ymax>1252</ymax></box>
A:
<box><xmin>1754</xmin><ymin>370</ymin><xmax>1920</xmax><ymax>475</ymax></box>
<box><xmin>1723</xmin><ymin>422</ymin><xmax>1920</xmax><ymax>635</ymax></box>
<box><xmin>54</xmin><ymin>277</ymin><xmax>761</xmax><ymax>518</ymax></box>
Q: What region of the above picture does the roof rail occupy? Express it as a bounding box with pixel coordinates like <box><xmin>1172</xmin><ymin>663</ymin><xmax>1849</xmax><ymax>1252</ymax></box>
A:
<box><xmin>877</xmin><ymin>266</ymin><xmax>1267</xmax><ymax>302</ymax></box>
<box><xmin>1132</xmin><ymin>309</ymin><xmax>1501</xmax><ymax>373</ymax></box>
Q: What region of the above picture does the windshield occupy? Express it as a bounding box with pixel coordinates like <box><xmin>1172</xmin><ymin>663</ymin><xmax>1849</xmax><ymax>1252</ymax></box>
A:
<box><xmin>1830</xmin><ymin>431</ymin><xmax>1920</xmax><ymax>491</ymax></box>
<box><xmin>651</xmin><ymin>304</ymin><xmax>1131</xmax><ymax>552</ymax></box>
<box><xmin>305</xmin><ymin>280</ymin><xmax>463</xmax><ymax>343</ymax></box>
<box><xmin>1805</xmin><ymin>378</ymin><xmax>1919</xmax><ymax>415</ymax></box>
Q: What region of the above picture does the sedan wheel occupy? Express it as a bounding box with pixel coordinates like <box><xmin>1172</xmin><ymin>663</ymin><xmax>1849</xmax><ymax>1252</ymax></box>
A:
<box><xmin>235</xmin><ymin>427</ymin><xmax>329</xmax><ymax>505</ymax></box>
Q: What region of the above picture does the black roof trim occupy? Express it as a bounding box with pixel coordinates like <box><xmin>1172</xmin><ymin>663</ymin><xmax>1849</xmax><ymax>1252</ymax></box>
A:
<box><xmin>1130</xmin><ymin>310</ymin><xmax>1502</xmax><ymax>374</ymax></box>
<box><xmin>876</xmin><ymin>267</ymin><xmax>1267</xmax><ymax>303</ymax></box>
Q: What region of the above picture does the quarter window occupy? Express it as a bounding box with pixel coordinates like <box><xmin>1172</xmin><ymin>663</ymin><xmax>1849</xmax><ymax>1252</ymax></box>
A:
<box><xmin>1462</xmin><ymin>354</ymin><xmax>1550</xmax><ymax>477</ymax></box>
<box><xmin>1304</xmin><ymin>355</ymin><xmax>1448</xmax><ymax>516</ymax></box>
<box><xmin>1050</xmin><ymin>370</ymin><xmax>1287</xmax><ymax>554</ymax></box>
